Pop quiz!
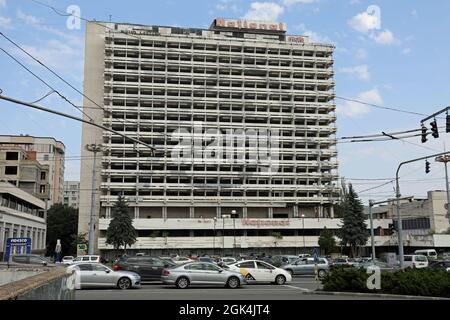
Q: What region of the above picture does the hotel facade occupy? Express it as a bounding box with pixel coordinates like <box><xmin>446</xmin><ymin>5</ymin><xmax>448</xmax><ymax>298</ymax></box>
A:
<box><xmin>79</xmin><ymin>18</ymin><xmax>354</xmax><ymax>256</ymax></box>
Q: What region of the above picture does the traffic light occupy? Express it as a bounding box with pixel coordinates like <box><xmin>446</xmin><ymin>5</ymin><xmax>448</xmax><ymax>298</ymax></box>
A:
<box><xmin>447</xmin><ymin>113</ymin><xmax>450</xmax><ymax>133</ymax></box>
<box><xmin>421</xmin><ymin>124</ymin><xmax>427</xmax><ymax>143</ymax></box>
<box><xmin>425</xmin><ymin>160</ymin><xmax>431</xmax><ymax>174</ymax></box>
<box><xmin>430</xmin><ymin>120</ymin><xmax>439</xmax><ymax>138</ymax></box>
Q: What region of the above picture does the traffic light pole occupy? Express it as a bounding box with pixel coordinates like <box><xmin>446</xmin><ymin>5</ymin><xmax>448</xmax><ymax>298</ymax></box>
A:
<box><xmin>396</xmin><ymin>151</ymin><xmax>450</xmax><ymax>268</ymax></box>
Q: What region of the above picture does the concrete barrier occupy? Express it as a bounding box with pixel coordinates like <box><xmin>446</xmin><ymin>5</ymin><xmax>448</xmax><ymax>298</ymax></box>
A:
<box><xmin>0</xmin><ymin>266</ymin><xmax>75</xmax><ymax>300</ymax></box>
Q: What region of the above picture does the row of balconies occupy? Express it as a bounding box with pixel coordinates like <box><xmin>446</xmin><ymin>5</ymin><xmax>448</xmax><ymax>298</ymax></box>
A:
<box><xmin>105</xmin><ymin>81</ymin><xmax>334</xmax><ymax>94</ymax></box>
<box><xmin>104</xmin><ymin>42</ymin><xmax>333</xmax><ymax>60</ymax></box>
<box><xmin>105</xmin><ymin>52</ymin><xmax>333</xmax><ymax>69</ymax></box>
<box><xmin>105</xmin><ymin>69</ymin><xmax>334</xmax><ymax>83</ymax></box>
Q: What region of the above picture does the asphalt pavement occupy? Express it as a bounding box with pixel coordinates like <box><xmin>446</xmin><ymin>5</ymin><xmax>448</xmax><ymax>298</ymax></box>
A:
<box><xmin>74</xmin><ymin>276</ymin><xmax>405</xmax><ymax>300</ymax></box>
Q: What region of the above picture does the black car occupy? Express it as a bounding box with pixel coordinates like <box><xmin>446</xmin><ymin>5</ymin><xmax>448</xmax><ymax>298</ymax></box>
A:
<box><xmin>429</xmin><ymin>260</ymin><xmax>450</xmax><ymax>271</ymax></box>
<box><xmin>112</xmin><ymin>256</ymin><xmax>176</xmax><ymax>281</ymax></box>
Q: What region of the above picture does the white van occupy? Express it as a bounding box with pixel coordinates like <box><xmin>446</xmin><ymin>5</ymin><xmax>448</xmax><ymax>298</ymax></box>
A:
<box><xmin>414</xmin><ymin>249</ymin><xmax>437</xmax><ymax>259</ymax></box>
<box><xmin>403</xmin><ymin>255</ymin><xmax>429</xmax><ymax>269</ymax></box>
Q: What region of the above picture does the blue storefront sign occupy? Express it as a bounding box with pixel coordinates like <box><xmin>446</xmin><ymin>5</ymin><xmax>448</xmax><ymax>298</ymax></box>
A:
<box><xmin>4</xmin><ymin>238</ymin><xmax>32</xmax><ymax>262</ymax></box>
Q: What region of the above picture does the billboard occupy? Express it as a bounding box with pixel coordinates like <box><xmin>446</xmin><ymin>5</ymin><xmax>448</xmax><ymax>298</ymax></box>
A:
<box><xmin>4</xmin><ymin>238</ymin><xmax>32</xmax><ymax>262</ymax></box>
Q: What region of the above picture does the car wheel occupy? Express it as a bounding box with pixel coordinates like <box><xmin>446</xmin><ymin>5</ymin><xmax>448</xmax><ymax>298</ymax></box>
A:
<box><xmin>227</xmin><ymin>276</ymin><xmax>240</xmax><ymax>289</ymax></box>
<box><xmin>117</xmin><ymin>277</ymin><xmax>132</xmax><ymax>290</ymax></box>
<box><xmin>275</xmin><ymin>275</ymin><xmax>286</xmax><ymax>285</ymax></box>
<box><xmin>318</xmin><ymin>270</ymin><xmax>326</xmax><ymax>278</ymax></box>
<box><xmin>176</xmin><ymin>277</ymin><xmax>190</xmax><ymax>289</ymax></box>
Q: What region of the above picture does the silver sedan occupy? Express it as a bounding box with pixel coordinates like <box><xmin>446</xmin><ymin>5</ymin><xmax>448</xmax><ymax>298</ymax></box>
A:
<box><xmin>67</xmin><ymin>263</ymin><xmax>141</xmax><ymax>290</ymax></box>
<box><xmin>161</xmin><ymin>262</ymin><xmax>245</xmax><ymax>289</ymax></box>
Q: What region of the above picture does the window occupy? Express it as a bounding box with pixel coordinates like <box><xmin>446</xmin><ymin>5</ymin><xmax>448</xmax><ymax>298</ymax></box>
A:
<box><xmin>43</xmin><ymin>155</ymin><xmax>49</xmax><ymax>161</ymax></box>
<box><xmin>256</xmin><ymin>261</ymin><xmax>274</xmax><ymax>270</ymax></box>
<box><xmin>204</xmin><ymin>263</ymin><xmax>221</xmax><ymax>271</ymax></box>
<box><xmin>404</xmin><ymin>256</ymin><xmax>412</xmax><ymax>262</ymax></box>
<box><xmin>77</xmin><ymin>264</ymin><xmax>93</xmax><ymax>271</ymax></box>
<box><xmin>185</xmin><ymin>263</ymin><xmax>203</xmax><ymax>270</ymax></box>
<box><xmin>237</xmin><ymin>261</ymin><xmax>255</xmax><ymax>269</ymax></box>
<box><xmin>92</xmin><ymin>264</ymin><xmax>109</xmax><ymax>272</ymax></box>
<box><xmin>415</xmin><ymin>256</ymin><xmax>427</xmax><ymax>262</ymax></box>
<box><xmin>40</xmin><ymin>172</ymin><xmax>46</xmax><ymax>180</ymax></box>
<box><xmin>5</xmin><ymin>166</ymin><xmax>18</xmax><ymax>175</ymax></box>
<box><xmin>6</xmin><ymin>152</ymin><xmax>19</xmax><ymax>160</ymax></box>
<box><xmin>82</xmin><ymin>257</ymin><xmax>90</xmax><ymax>261</ymax></box>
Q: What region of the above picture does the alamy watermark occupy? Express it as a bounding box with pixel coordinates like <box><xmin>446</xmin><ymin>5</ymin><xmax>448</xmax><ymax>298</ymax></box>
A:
<box><xmin>66</xmin><ymin>5</ymin><xmax>81</xmax><ymax>30</ymax></box>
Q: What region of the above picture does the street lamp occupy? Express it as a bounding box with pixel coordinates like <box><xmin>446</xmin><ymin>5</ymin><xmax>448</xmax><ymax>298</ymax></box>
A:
<box><xmin>301</xmin><ymin>214</ymin><xmax>306</xmax><ymax>250</ymax></box>
<box><xmin>435</xmin><ymin>155</ymin><xmax>450</xmax><ymax>224</ymax></box>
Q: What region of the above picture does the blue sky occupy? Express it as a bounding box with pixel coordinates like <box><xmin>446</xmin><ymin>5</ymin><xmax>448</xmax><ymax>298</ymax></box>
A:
<box><xmin>1</xmin><ymin>0</ymin><xmax>450</xmax><ymax>204</ymax></box>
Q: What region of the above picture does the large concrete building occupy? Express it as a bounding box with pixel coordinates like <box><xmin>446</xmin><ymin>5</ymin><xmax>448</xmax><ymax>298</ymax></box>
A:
<box><xmin>0</xmin><ymin>135</ymin><xmax>65</xmax><ymax>205</ymax></box>
<box><xmin>63</xmin><ymin>181</ymin><xmax>80</xmax><ymax>209</ymax></box>
<box><xmin>0</xmin><ymin>146</ymin><xmax>50</xmax><ymax>202</ymax></box>
<box><xmin>79</xmin><ymin>18</ymin><xmax>341</xmax><ymax>256</ymax></box>
<box><xmin>0</xmin><ymin>181</ymin><xmax>47</xmax><ymax>260</ymax></box>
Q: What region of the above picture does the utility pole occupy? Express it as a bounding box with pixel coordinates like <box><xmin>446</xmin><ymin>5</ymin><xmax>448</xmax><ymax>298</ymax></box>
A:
<box><xmin>435</xmin><ymin>155</ymin><xmax>450</xmax><ymax>225</ymax></box>
<box><xmin>396</xmin><ymin>151</ymin><xmax>450</xmax><ymax>268</ymax></box>
<box><xmin>86</xmin><ymin>144</ymin><xmax>104</xmax><ymax>255</ymax></box>
<box><xmin>368</xmin><ymin>200</ymin><xmax>376</xmax><ymax>261</ymax></box>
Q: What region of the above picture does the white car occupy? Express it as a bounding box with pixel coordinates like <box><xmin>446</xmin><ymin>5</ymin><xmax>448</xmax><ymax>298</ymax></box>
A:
<box><xmin>403</xmin><ymin>255</ymin><xmax>429</xmax><ymax>269</ymax></box>
<box><xmin>62</xmin><ymin>256</ymin><xmax>74</xmax><ymax>265</ymax></box>
<box><xmin>172</xmin><ymin>256</ymin><xmax>194</xmax><ymax>265</ymax></box>
<box><xmin>228</xmin><ymin>260</ymin><xmax>292</xmax><ymax>285</ymax></box>
<box><xmin>68</xmin><ymin>255</ymin><xmax>102</xmax><ymax>265</ymax></box>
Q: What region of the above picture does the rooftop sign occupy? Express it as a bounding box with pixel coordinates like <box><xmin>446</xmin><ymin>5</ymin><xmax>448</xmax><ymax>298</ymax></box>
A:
<box><xmin>214</xmin><ymin>18</ymin><xmax>287</xmax><ymax>32</ymax></box>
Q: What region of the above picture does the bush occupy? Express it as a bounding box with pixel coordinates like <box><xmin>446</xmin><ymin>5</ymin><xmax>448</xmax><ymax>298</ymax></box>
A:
<box><xmin>321</xmin><ymin>267</ymin><xmax>450</xmax><ymax>298</ymax></box>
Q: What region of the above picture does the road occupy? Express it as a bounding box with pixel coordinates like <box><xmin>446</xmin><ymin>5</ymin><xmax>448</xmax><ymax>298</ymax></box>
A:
<box><xmin>75</xmin><ymin>276</ymin><xmax>404</xmax><ymax>300</ymax></box>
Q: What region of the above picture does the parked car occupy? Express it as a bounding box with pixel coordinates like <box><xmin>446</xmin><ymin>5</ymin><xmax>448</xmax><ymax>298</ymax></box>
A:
<box><xmin>228</xmin><ymin>260</ymin><xmax>292</xmax><ymax>285</ymax></box>
<box><xmin>282</xmin><ymin>257</ymin><xmax>329</xmax><ymax>278</ymax></box>
<box><xmin>112</xmin><ymin>256</ymin><xmax>176</xmax><ymax>281</ymax></box>
<box><xmin>428</xmin><ymin>260</ymin><xmax>450</xmax><ymax>271</ymax></box>
<box><xmin>298</xmin><ymin>254</ymin><xmax>311</xmax><ymax>258</ymax></box>
<box><xmin>357</xmin><ymin>260</ymin><xmax>399</xmax><ymax>272</ymax></box>
<box><xmin>403</xmin><ymin>255</ymin><xmax>429</xmax><ymax>269</ymax></box>
<box><xmin>197</xmin><ymin>257</ymin><xmax>215</xmax><ymax>263</ymax></box>
<box><xmin>172</xmin><ymin>256</ymin><xmax>195</xmax><ymax>265</ymax></box>
<box><xmin>161</xmin><ymin>262</ymin><xmax>245</xmax><ymax>289</ymax></box>
<box><xmin>330</xmin><ymin>257</ymin><xmax>357</xmax><ymax>268</ymax></box>
<box><xmin>219</xmin><ymin>257</ymin><xmax>237</xmax><ymax>265</ymax></box>
<box><xmin>414</xmin><ymin>249</ymin><xmax>438</xmax><ymax>260</ymax></box>
<box><xmin>9</xmin><ymin>254</ymin><xmax>54</xmax><ymax>266</ymax></box>
<box><xmin>62</xmin><ymin>256</ymin><xmax>74</xmax><ymax>265</ymax></box>
<box><xmin>270</xmin><ymin>255</ymin><xmax>299</xmax><ymax>267</ymax></box>
<box><xmin>70</xmin><ymin>255</ymin><xmax>103</xmax><ymax>265</ymax></box>
<box><xmin>68</xmin><ymin>263</ymin><xmax>141</xmax><ymax>289</ymax></box>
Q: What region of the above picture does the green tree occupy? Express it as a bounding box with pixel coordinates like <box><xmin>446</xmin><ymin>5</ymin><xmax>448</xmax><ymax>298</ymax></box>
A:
<box><xmin>318</xmin><ymin>227</ymin><xmax>336</xmax><ymax>255</ymax></box>
<box><xmin>338</xmin><ymin>184</ymin><xmax>369</xmax><ymax>257</ymax></box>
<box><xmin>105</xmin><ymin>195</ymin><xmax>137</xmax><ymax>254</ymax></box>
<box><xmin>46</xmin><ymin>204</ymin><xmax>78</xmax><ymax>256</ymax></box>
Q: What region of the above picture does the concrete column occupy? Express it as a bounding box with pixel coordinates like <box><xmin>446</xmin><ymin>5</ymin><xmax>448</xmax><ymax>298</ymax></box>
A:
<box><xmin>216</xmin><ymin>206</ymin><xmax>221</xmax><ymax>218</ymax></box>
<box><xmin>330</xmin><ymin>205</ymin><xmax>335</xmax><ymax>218</ymax></box>
<box><xmin>0</xmin><ymin>222</ymin><xmax>5</xmax><ymax>253</ymax></box>
<box><xmin>243</xmin><ymin>207</ymin><xmax>248</xmax><ymax>219</ymax></box>
<box><xmin>42</xmin><ymin>229</ymin><xmax>46</xmax><ymax>250</ymax></box>
<box><xmin>268</xmin><ymin>207</ymin><xmax>273</xmax><ymax>219</ymax></box>
<box><xmin>189</xmin><ymin>207</ymin><xmax>195</xmax><ymax>218</ymax></box>
<box><xmin>189</xmin><ymin>230</ymin><xmax>194</xmax><ymax>237</ymax></box>
<box><xmin>134</xmin><ymin>207</ymin><xmax>139</xmax><ymax>219</ymax></box>
<box><xmin>162</xmin><ymin>207</ymin><xmax>167</xmax><ymax>220</ymax></box>
<box><xmin>293</xmin><ymin>205</ymin><xmax>299</xmax><ymax>218</ymax></box>
<box><xmin>106</xmin><ymin>207</ymin><xmax>111</xmax><ymax>218</ymax></box>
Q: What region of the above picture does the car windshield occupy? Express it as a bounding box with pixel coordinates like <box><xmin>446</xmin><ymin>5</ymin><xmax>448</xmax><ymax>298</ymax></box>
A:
<box><xmin>415</xmin><ymin>256</ymin><xmax>428</xmax><ymax>262</ymax></box>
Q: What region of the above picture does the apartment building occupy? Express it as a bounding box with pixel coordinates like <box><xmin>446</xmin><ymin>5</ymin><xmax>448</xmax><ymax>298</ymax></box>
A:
<box><xmin>80</xmin><ymin>18</ymin><xmax>341</xmax><ymax>255</ymax></box>
<box><xmin>0</xmin><ymin>135</ymin><xmax>65</xmax><ymax>205</ymax></box>
<box><xmin>63</xmin><ymin>181</ymin><xmax>80</xmax><ymax>209</ymax></box>
<box><xmin>0</xmin><ymin>181</ymin><xmax>47</xmax><ymax>260</ymax></box>
<box><xmin>0</xmin><ymin>146</ymin><xmax>50</xmax><ymax>202</ymax></box>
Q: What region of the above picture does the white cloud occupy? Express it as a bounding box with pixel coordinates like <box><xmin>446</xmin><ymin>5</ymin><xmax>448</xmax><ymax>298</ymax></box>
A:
<box><xmin>348</xmin><ymin>11</ymin><xmax>380</xmax><ymax>34</ymax></box>
<box><xmin>355</xmin><ymin>48</ymin><xmax>367</xmax><ymax>59</ymax></box>
<box><xmin>17</xmin><ymin>9</ymin><xmax>41</xmax><ymax>25</ymax></box>
<box><xmin>402</xmin><ymin>48</ymin><xmax>411</xmax><ymax>55</ymax></box>
<box><xmin>411</xmin><ymin>9</ymin><xmax>418</xmax><ymax>17</ymax></box>
<box><xmin>283</xmin><ymin>0</ymin><xmax>317</xmax><ymax>5</ymax></box>
<box><xmin>373</xmin><ymin>29</ymin><xmax>395</xmax><ymax>44</ymax></box>
<box><xmin>294</xmin><ymin>23</ymin><xmax>332</xmax><ymax>43</ymax></box>
<box><xmin>0</xmin><ymin>16</ymin><xmax>11</xmax><ymax>28</ymax></box>
<box><xmin>243</xmin><ymin>2</ymin><xmax>284</xmax><ymax>21</ymax></box>
<box><xmin>337</xmin><ymin>88</ymin><xmax>383</xmax><ymax>118</ymax></box>
<box><xmin>350</xmin><ymin>0</ymin><xmax>360</xmax><ymax>4</ymax></box>
<box><xmin>216</xmin><ymin>0</ymin><xmax>238</xmax><ymax>12</ymax></box>
<box><xmin>339</xmin><ymin>65</ymin><xmax>370</xmax><ymax>81</ymax></box>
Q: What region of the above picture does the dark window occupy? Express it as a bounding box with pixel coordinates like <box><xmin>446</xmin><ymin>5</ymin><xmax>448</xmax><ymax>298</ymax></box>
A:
<box><xmin>40</xmin><ymin>172</ymin><xmax>46</xmax><ymax>180</ymax></box>
<box><xmin>185</xmin><ymin>263</ymin><xmax>203</xmax><ymax>270</ymax></box>
<box><xmin>77</xmin><ymin>264</ymin><xmax>93</xmax><ymax>271</ymax></box>
<box><xmin>237</xmin><ymin>261</ymin><xmax>255</xmax><ymax>269</ymax></box>
<box><xmin>204</xmin><ymin>263</ymin><xmax>221</xmax><ymax>271</ymax></box>
<box><xmin>6</xmin><ymin>152</ymin><xmax>19</xmax><ymax>160</ymax></box>
<box><xmin>256</xmin><ymin>261</ymin><xmax>274</xmax><ymax>269</ymax></box>
<box><xmin>5</xmin><ymin>166</ymin><xmax>17</xmax><ymax>175</ymax></box>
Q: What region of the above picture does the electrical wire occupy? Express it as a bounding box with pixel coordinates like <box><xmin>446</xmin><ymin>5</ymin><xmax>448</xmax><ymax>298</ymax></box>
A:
<box><xmin>29</xmin><ymin>90</ymin><xmax>56</xmax><ymax>104</ymax></box>
<box><xmin>0</xmin><ymin>47</ymin><xmax>95</xmax><ymax>122</ymax></box>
